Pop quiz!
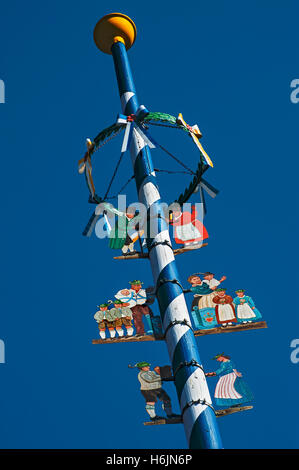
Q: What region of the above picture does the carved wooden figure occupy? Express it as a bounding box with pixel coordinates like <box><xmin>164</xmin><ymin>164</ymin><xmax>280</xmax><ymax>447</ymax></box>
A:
<box><xmin>205</xmin><ymin>354</ymin><xmax>254</xmax><ymax>407</ymax></box>
<box><xmin>115</xmin><ymin>280</ymin><xmax>153</xmax><ymax>336</ymax></box>
<box><xmin>233</xmin><ymin>290</ymin><xmax>262</xmax><ymax>323</ymax></box>
<box><xmin>129</xmin><ymin>362</ymin><xmax>179</xmax><ymax>422</ymax></box>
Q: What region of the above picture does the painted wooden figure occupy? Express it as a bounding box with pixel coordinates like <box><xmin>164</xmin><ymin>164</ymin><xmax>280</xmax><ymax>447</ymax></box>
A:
<box><xmin>190</xmin><ymin>272</ymin><xmax>227</xmax><ymax>310</ymax></box>
<box><xmin>205</xmin><ymin>353</ymin><xmax>254</xmax><ymax>407</ymax></box>
<box><xmin>94</xmin><ymin>303</ymin><xmax>116</xmax><ymax>339</ymax></box>
<box><xmin>129</xmin><ymin>362</ymin><xmax>179</xmax><ymax>422</ymax></box>
<box><xmin>169</xmin><ymin>205</ymin><xmax>208</xmax><ymax>248</ymax></box>
<box><xmin>233</xmin><ymin>290</ymin><xmax>262</xmax><ymax>323</ymax></box>
<box><xmin>115</xmin><ymin>280</ymin><xmax>153</xmax><ymax>336</ymax></box>
<box><xmin>108</xmin><ymin>299</ymin><xmax>134</xmax><ymax>337</ymax></box>
<box><xmin>187</xmin><ymin>273</ymin><xmax>227</xmax><ymax>329</ymax></box>
<box><xmin>101</xmin><ymin>202</ymin><xmax>143</xmax><ymax>255</ymax></box>
<box><xmin>212</xmin><ymin>288</ymin><xmax>237</xmax><ymax>326</ymax></box>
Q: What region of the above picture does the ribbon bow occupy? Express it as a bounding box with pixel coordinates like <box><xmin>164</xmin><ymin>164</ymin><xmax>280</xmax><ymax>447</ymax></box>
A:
<box><xmin>116</xmin><ymin>105</ymin><xmax>156</xmax><ymax>153</ymax></box>
<box><xmin>177</xmin><ymin>113</ymin><xmax>213</xmax><ymax>168</ymax></box>
<box><xmin>78</xmin><ymin>138</ymin><xmax>96</xmax><ymax>199</ymax></box>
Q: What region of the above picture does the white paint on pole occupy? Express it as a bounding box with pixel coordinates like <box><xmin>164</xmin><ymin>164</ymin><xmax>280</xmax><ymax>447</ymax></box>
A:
<box><xmin>180</xmin><ymin>369</ymin><xmax>212</xmax><ymax>409</ymax></box>
<box><xmin>129</xmin><ymin>127</ymin><xmax>146</xmax><ymax>166</ymax></box>
<box><xmin>162</xmin><ymin>294</ymin><xmax>189</xmax><ymax>330</ymax></box>
<box><xmin>139</xmin><ymin>181</ymin><xmax>160</xmax><ymax>208</ymax></box>
<box><xmin>149</xmin><ymin>230</ymin><xmax>174</xmax><ymax>280</ymax></box>
<box><xmin>183</xmin><ymin>403</ymin><xmax>208</xmax><ymax>443</ymax></box>
<box><xmin>180</xmin><ymin>369</ymin><xmax>211</xmax><ymax>442</ymax></box>
<box><xmin>121</xmin><ymin>91</ymin><xmax>135</xmax><ymax>111</ymax></box>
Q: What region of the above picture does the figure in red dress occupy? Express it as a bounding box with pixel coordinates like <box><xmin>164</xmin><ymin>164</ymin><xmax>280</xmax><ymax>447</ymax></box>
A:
<box><xmin>169</xmin><ymin>205</ymin><xmax>208</xmax><ymax>247</ymax></box>
<box><xmin>212</xmin><ymin>288</ymin><xmax>237</xmax><ymax>327</ymax></box>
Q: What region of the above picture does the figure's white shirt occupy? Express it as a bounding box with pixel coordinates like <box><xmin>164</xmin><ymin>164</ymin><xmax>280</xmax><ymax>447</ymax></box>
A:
<box><xmin>203</xmin><ymin>278</ymin><xmax>220</xmax><ymax>289</ymax></box>
<box><xmin>115</xmin><ymin>288</ymin><xmax>147</xmax><ymax>307</ymax></box>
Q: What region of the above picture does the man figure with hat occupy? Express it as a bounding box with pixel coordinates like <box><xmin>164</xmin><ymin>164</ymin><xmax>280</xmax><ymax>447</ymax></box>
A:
<box><xmin>129</xmin><ymin>362</ymin><xmax>179</xmax><ymax>422</ymax></box>
<box><xmin>202</xmin><ymin>272</ymin><xmax>226</xmax><ymax>290</ymax></box>
<box><xmin>100</xmin><ymin>202</ymin><xmax>144</xmax><ymax>255</ymax></box>
<box><xmin>108</xmin><ymin>299</ymin><xmax>134</xmax><ymax>338</ymax></box>
<box><xmin>115</xmin><ymin>281</ymin><xmax>153</xmax><ymax>336</ymax></box>
<box><xmin>212</xmin><ymin>288</ymin><xmax>237</xmax><ymax>326</ymax></box>
<box><xmin>94</xmin><ymin>303</ymin><xmax>116</xmax><ymax>340</ymax></box>
<box><xmin>187</xmin><ymin>272</ymin><xmax>226</xmax><ymax>310</ymax></box>
<box><xmin>233</xmin><ymin>290</ymin><xmax>262</xmax><ymax>324</ymax></box>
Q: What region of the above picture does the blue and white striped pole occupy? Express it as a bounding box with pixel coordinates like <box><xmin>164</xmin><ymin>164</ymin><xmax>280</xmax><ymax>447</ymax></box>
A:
<box><xmin>94</xmin><ymin>13</ymin><xmax>223</xmax><ymax>449</ymax></box>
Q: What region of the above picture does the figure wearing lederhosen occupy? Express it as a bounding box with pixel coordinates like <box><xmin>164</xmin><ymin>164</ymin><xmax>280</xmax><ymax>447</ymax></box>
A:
<box><xmin>94</xmin><ymin>303</ymin><xmax>116</xmax><ymax>340</ymax></box>
<box><xmin>107</xmin><ymin>300</ymin><xmax>134</xmax><ymax>338</ymax></box>
<box><xmin>129</xmin><ymin>362</ymin><xmax>179</xmax><ymax>422</ymax></box>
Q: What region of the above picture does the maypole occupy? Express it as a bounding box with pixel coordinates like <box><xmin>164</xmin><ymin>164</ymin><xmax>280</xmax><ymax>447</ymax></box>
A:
<box><xmin>93</xmin><ymin>13</ymin><xmax>222</xmax><ymax>449</ymax></box>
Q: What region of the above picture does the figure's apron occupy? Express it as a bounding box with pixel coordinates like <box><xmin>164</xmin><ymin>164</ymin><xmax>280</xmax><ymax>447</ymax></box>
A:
<box><xmin>215</xmin><ymin>372</ymin><xmax>242</xmax><ymax>400</ymax></box>
<box><xmin>236</xmin><ymin>303</ymin><xmax>256</xmax><ymax>319</ymax></box>
<box><xmin>175</xmin><ymin>222</ymin><xmax>201</xmax><ymax>242</ymax></box>
<box><xmin>215</xmin><ymin>304</ymin><xmax>236</xmax><ymax>322</ymax></box>
<box><xmin>198</xmin><ymin>292</ymin><xmax>217</xmax><ymax>309</ymax></box>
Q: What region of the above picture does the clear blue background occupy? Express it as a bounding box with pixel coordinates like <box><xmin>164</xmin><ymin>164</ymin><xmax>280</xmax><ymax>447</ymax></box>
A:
<box><xmin>0</xmin><ymin>0</ymin><xmax>298</xmax><ymax>449</ymax></box>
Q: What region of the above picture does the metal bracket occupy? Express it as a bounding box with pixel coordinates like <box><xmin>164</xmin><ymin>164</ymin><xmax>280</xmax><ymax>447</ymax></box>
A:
<box><xmin>148</xmin><ymin>240</ymin><xmax>173</xmax><ymax>254</ymax></box>
<box><xmin>155</xmin><ymin>278</ymin><xmax>185</xmax><ymax>295</ymax></box>
<box><xmin>173</xmin><ymin>360</ymin><xmax>204</xmax><ymax>379</ymax></box>
<box><xmin>181</xmin><ymin>398</ymin><xmax>215</xmax><ymax>417</ymax></box>
<box><xmin>163</xmin><ymin>319</ymin><xmax>194</xmax><ymax>338</ymax></box>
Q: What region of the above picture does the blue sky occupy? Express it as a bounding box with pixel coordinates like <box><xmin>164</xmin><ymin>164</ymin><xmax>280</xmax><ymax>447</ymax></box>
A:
<box><xmin>0</xmin><ymin>0</ymin><xmax>298</xmax><ymax>449</ymax></box>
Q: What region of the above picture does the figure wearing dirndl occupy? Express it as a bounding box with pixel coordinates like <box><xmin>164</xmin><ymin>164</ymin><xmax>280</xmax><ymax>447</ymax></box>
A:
<box><xmin>212</xmin><ymin>288</ymin><xmax>237</xmax><ymax>326</ymax></box>
<box><xmin>205</xmin><ymin>353</ymin><xmax>254</xmax><ymax>407</ymax></box>
<box><xmin>169</xmin><ymin>205</ymin><xmax>208</xmax><ymax>247</ymax></box>
<box><xmin>233</xmin><ymin>290</ymin><xmax>262</xmax><ymax>324</ymax></box>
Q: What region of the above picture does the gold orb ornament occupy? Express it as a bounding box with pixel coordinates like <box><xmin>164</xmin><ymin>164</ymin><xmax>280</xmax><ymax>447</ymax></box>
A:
<box><xmin>93</xmin><ymin>13</ymin><xmax>137</xmax><ymax>55</ymax></box>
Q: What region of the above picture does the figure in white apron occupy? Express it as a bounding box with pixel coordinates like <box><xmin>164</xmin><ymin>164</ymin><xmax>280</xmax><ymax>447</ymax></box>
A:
<box><xmin>205</xmin><ymin>353</ymin><xmax>254</xmax><ymax>407</ymax></box>
<box><xmin>212</xmin><ymin>288</ymin><xmax>237</xmax><ymax>326</ymax></box>
<box><xmin>198</xmin><ymin>272</ymin><xmax>227</xmax><ymax>310</ymax></box>
<box><xmin>169</xmin><ymin>205</ymin><xmax>208</xmax><ymax>248</ymax></box>
<box><xmin>233</xmin><ymin>290</ymin><xmax>262</xmax><ymax>323</ymax></box>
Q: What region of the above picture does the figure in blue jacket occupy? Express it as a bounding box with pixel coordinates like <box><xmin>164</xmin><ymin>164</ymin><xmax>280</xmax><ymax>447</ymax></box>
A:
<box><xmin>205</xmin><ymin>353</ymin><xmax>254</xmax><ymax>407</ymax></box>
<box><xmin>233</xmin><ymin>290</ymin><xmax>262</xmax><ymax>323</ymax></box>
